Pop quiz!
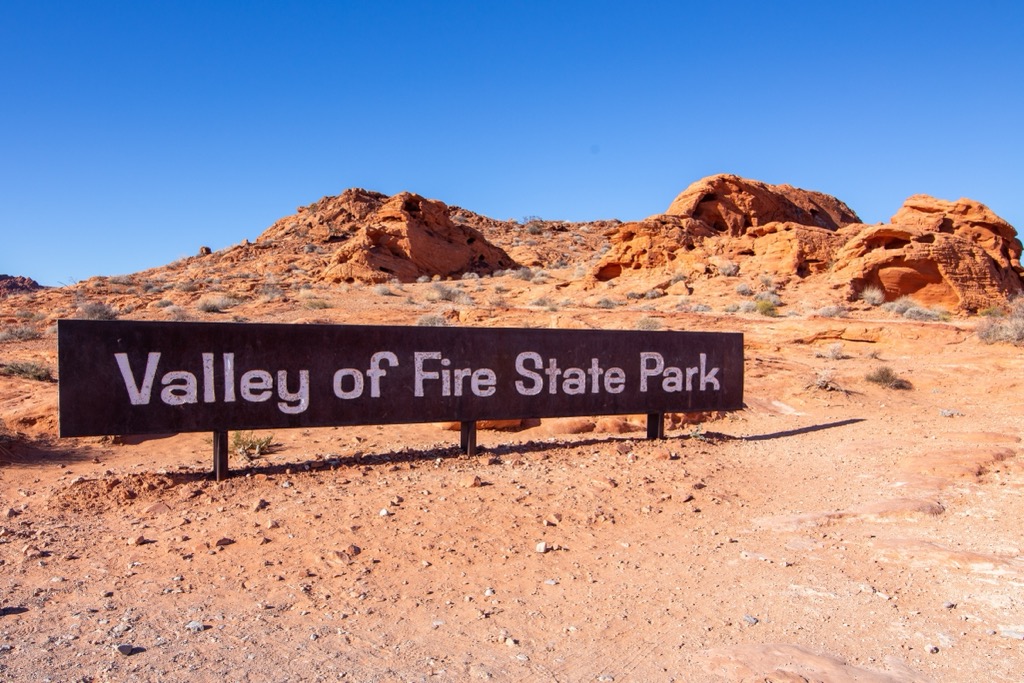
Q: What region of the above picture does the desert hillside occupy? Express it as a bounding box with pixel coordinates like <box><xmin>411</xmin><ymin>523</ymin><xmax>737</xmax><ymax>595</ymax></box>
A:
<box><xmin>1</xmin><ymin>175</ymin><xmax>1023</xmax><ymax>681</ymax></box>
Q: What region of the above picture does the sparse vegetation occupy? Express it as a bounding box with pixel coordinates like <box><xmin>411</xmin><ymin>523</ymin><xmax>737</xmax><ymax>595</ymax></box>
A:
<box><xmin>865</xmin><ymin>366</ymin><xmax>912</xmax><ymax>390</ymax></box>
<box><xmin>197</xmin><ymin>295</ymin><xmax>240</xmax><ymax>313</ymax></box>
<box><xmin>808</xmin><ymin>368</ymin><xmax>847</xmax><ymax>393</ymax></box>
<box><xmin>231</xmin><ymin>431</ymin><xmax>275</xmax><ymax>461</ymax></box>
<box><xmin>816</xmin><ymin>304</ymin><xmax>849</xmax><ymax>318</ymax></box>
<box><xmin>373</xmin><ymin>284</ymin><xmax>396</xmax><ymax>296</ymax></box>
<box><xmin>754</xmin><ymin>291</ymin><xmax>782</xmax><ymax>306</ymax></box>
<box><xmin>859</xmin><ymin>286</ymin><xmax>886</xmax><ymax>306</ymax></box>
<box><xmin>153</xmin><ymin>299</ymin><xmax>174</xmax><ymax>308</ymax></box>
<box><xmin>595</xmin><ymin>298</ymin><xmax>621</xmax><ymax>309</ymax></box>
<box><xmin>425</xmin><ymin>283</ymin><xmax>473</xmax><ymax>305</ymax></box>
<box><xmin>1</xmin><ymin>361</ymin><xmax>52</xmax><ymax>381</ymax></box>
<box><xmin>635</xmin><ymin>316</ymin><xmax>663</xmax><ymax>331</ymax></box>
<box><xmin>815</xmin><ymin>342</ymin><xmax>849</xmax><ymax>360</ymax></box>
<box><xmin>882</xmin><ymin>296</ymin><xmax>948</xmax><ymax>321</ymax></box>
<box><xmin>735</xmin><ymin>283</ymin><xmax>753</xmax><ymax>296</ymax></box>
<box><xmin>755</xmin><ymin>299</ymin><xmax>779</xmax><ymax>317</ymax></box>
<box><xmin>976</xmin><ymin>297</ymin><xmax>1024</xmax><ymax>345</ymax></box>
<box><xmin>303</xmin><ymin>298</ymin><xmax>332</xmax><ymax>309</ymax></box>
<box><xmin>78</xmin><ymin>301</ymin><xmax>118</xmax><ymax>320</ymax></box>
<box><xmin>416</xmin><ymin>314</ymin><xmax>450</xmax><ymax>327</ymax></box>
<box><xmin>0</xmin><ymin>325</ymin><xmax>42</xmax><ymax>343</ymax></box>
<box><xmin>716</xmin><ymin>260</ymin><xmax>740</xmax><ymax>277</ymax></box>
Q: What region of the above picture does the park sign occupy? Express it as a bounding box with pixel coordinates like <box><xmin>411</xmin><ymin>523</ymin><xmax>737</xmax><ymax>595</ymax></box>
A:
<box><xmin>58</xmin><ymin>320</ymin><xmax>743</xmax><ymax>476</ymax></box>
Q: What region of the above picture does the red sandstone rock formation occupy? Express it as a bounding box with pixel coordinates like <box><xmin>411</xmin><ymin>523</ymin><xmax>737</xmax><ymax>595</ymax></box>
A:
<box><xmin>0</xmin><ymin>275</ymin><xmax>42</xmax><ymax>298</ymax></box>
<box><xmin>831</xmin><ymin>196</ymin><xmax>1024</xmax><ymax>310</ymax></box>
<box><xmin>257</xmin><ymin>189</ymin><xmax>517</xmax><ymax>284</ymax></box>
<box><xmin>595</xmin><ymin>175</ymin><xmax>859</xmax><ymax>281</ymax></box>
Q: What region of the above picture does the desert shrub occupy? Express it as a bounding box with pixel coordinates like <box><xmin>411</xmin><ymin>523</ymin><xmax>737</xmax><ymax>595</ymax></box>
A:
<box><xmin>755</xmin><ymin>300</ymin><xmax>779</xmax><ymax>317</ymax></box>
<box><xmin>644</xmin><ymin>289</ymin><xmax>665</xmax><ymax>300</ymax></box>
<box><xmin>1</xmin><ymin>361</ymin><xmax>52</xmax><ymax>381</ymax></box>
<box><xmin>416</xmin><ymin>275</ymin><xmax>431</xmax><ymax>283</ymax></box>
<box><xmin>488</xmin><ymin>295</ymin><xmax>508</xmax><ymax>307</ymax></box>
<box><xmin>512</xmin><ymin>267</ymin><xmax>534</xmax><ymax>281</ymax></box>
<box><xmin>373</xmin><ymin>284</ymin><xmax>396</xmax><ymax>297</ymax></box>
<box><xmin>723</xmin><ymin>303</ymin><xmax>740</xmax><ymax>313</ymax></box>
<box><xmin>165</xmin><ymin>306</ymin><xmax>191</xmax><ymax>321</ymax></box>
<box><xmin>259</xmin><ymin>284</ymin><xmax>285</xmax><ymax>301</ymax></box>
<box><xmin>196</xmin><ymin>295</ymin><xmax>240</xmax><ymax>313</ymax></box>
<box><xmin>416</xmin><ymin>314</ymin><xmax>449</xmax><ymax>327</ymax></box>
<box><xmin>859</xmin><ymin>286</ymin><xmax>886</xmax><ymax>306</ymax></box>
<box><xmin>716</xmin><ymin>260</ymin><xmax>739</xmax><ymax>277</ymax></box>
<box><xmin>670</xmin><ymin>272</ymin><xmax>688</xmax><ymax>285</ymax></box>
<box><xmin>460</xmin><ymin>272</ymin><xmax>480</xmax><ymax>280</ymax></box>
<box><xmin>977</xmin><ymin>316</ymin><xmax>1024</xmax><ymax>345</ymax></box>
<box><xmin>978</xmin><ymin>306</ymin><xmax>1003</xmax><ymax>317</ymax></box>
<box><xmin>426</xmin><ymin>283</ymin><xmax>459</xmax><ymax>302</ymax></box>
<box><xmin>881</xmin><ymin>296</ymin><xmax>915</xmax><ymax>315</ymax></box>
<box><xmin>735</xmin><ymin>283</ymin><xmax>753</xmax><ymax>296</ymax></box>
<box><xmin>815</xmin><ymin>342</ymin><xmax>848</xmax><ymax>360</ymax></box>
<box><xmin>754</xmin><ymin>291</ymin><xmax>782</xmax><ymax>306</ymax></box>
<box><xmin>232</xmin><ymin>431</ymin><xmax>274</xmax><ymax>460</ymax></box>
<box><xmin>808</xmin><ymin>368</ymin><xmax>845</xmax><ymax>392</ymax></box>
<box><xmin>153</xmin><ymin>299</ymin><xmax>174</xmax><ymax>308</ymax></box>
<box><xmin>0</xmin><ymin>325</ymin><xmax>42</xmax><ymax>343</ymax></box>
<box><xmin>176</xmin><ymin>281</ymin><xmax>200</xmax><ymax>292</ymax></box>
<box><xmin>816</xmin><ymin>305</ymin><xmax>849</xmax><ymax>318</ymax></box>
<box><xmin>902</xmin><ymin>305</ymin><xmax>946</xmax><ymax>322</ymax></box>
<box><xmin>78</xmin><ymin>301</ymin><xmax>118</xmax><ymax>320</ymax></box>
<box><xmin>303</xmin><ymin>298</ymin><xmax>332</xmax><ymax>309</ymax></box>
<box><xmin>595</xmin><ymin>298</ymin><xmax>621</xmax><ymax>309</ymax></box>
<box><xmin>865</xmin><ymin>366</ymin><xmax>912</xmax><ymax>390</ymax></box>
<box><xmin>677</xmin><ymin>300</ymin><xmax>711</xmax><ymax>313</ymax></box>
<box><xmin>758</xmin><ymin>274</ymin><xmax>776</xmax><ymax>290</ymax></box>
<box><xmin>635</xmin><ymin>316</ymin><xmax>663</xmax><ymax>331</ymax></box>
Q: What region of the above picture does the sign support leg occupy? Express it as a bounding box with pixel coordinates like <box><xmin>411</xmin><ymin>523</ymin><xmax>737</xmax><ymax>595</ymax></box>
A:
<box><xmin>213</xmin><ymin>431</ymin><xmax>229</xmax><ymax>481</ymax></box>
<box><xmin>646</xmin><ymin>413</ymin><xmax>665</xmax><ymax>440</ymax></box>
<box><xmin>460</xmin><ymin>421</ymin><xmax>477</xmax><ymax>456</ymax></box>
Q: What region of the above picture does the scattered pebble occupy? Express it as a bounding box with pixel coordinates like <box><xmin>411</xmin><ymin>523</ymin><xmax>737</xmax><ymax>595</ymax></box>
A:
<box><xmin>484</xmin><ymin>588</ymin><xmax>495</xmax><ymax>597</ymax></box>
<box><xmin>927</xmin><ymin>645</ymin><xmax>939</xmax><ymax>654</ymax></box>
<box><xmin>214</xmin><ymin>537</ymin><xmax>235</xmax><ymax>547</ymax></box>
<box><xmin>252</xmin><ymin>499</ymin><xmax>269</xmax><ymax>512</ymax></box>
<box><xmin>379</xmin><ymin>508</ymin><xmax>390</xmax><ymax>517</ymax></box>
<box><xmin>943</xmin><ymin>601</ymin><xmax>957</xmax><ymax>610</ymax></box>
<box><xmin>460</xmin><ymin>474</ymin><xmax>482</xmax><ymax>488</ymax></box>
<box><xmin>743</xmin><ymin>615</ymin><xmax>759</xmax><ymax>625</ymax></box>
<box><xmin>535</xmin><ymin>542</ymin><xmax>548</xmax><ymax>554</ymax></box>
<box><xmin>114</xmin><ymin>643</ymin><xmax>134</xmax><ymax>656</ymax></box>
<box><xmin>185</xmin><ymin>621</ymin><xmax>204</xmax><ymax>633</ymax></box>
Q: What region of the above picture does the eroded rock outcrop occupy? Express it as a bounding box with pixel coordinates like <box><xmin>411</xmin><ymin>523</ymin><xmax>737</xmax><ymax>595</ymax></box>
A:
<box><xmin>257</xmin><ymin>189</ymin><xmax>517</xmax><ymax>284</ymax></box>
<box><xmin>595</xmin><ymin>174</ymin><xmax>1023</xmax><ymax>311</ymax></box>
<box><xmin>0</xmin><ymin>275</ymin><xmax>42</xmax><ymax>298</ymax></box>
<box><xmin>596</xmin><ymin>175</ymin><xmax>859</xmax><ymax>281</ymax></box>
<box><xmin>831</xmin><ymin>196</ymin><xmax>1024</xmax><ymax>310</ymax></box>
<box><xmin>665</xmin><ymin>174</ymin><xmax>861</xmax><ymax>233</ymax></box>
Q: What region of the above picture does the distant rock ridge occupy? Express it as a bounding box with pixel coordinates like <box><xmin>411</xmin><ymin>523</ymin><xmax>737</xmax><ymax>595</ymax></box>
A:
<box><xmin>257</xmin><ymin>189</ymin><xmax>517</xmax><ymax>283</ymax></box>
<box><xmin>595</xmin><ymin>174</ymin><xmax>1023</xmax><ymax>311</ymax></box>
<box><xmin>0</xmin><ymin>274</ymin><xmax>42</xmax><ymax>298</ymax></box>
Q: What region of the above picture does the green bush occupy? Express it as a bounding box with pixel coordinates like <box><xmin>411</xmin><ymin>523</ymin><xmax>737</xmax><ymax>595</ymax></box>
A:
<box><xmin>865</xmin><ymin>366</ymin><xmax>912</xmax><ymax>390</ymax></box>
<box><xmin>1</xmin><ymin>361</ymin><xmax>52</xmax><ymax>381</ymax></box>
<box><xmin>0</xmin><ymin>325</ymin><xmax>41</xmax><ymax>343</ymax></box>
<box><xmin>755</xmin><ymin>299</ymin><xmax>779</xmax><ymax>317</ymax></box>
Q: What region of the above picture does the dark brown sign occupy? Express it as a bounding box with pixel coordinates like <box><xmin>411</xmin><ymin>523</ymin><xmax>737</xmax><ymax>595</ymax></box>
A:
<box><xmin>58</xmin><ymin>320</ymin><xmax>743</xmax><ymax>437</ymax></box>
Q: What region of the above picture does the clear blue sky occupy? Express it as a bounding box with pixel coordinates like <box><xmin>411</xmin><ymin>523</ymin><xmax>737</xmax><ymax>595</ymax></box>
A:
<box><xmin>2</xmin><ymin>1</ymin><xmax>1022</xmax><ymax>286</ymax></box>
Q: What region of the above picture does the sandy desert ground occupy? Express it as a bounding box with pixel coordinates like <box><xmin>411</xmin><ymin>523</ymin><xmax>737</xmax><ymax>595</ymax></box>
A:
<box><xmin>2</xmin><ymin>177</ymin><xmax>1023</xmax><ymax>681</ymax></box>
